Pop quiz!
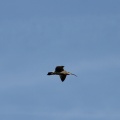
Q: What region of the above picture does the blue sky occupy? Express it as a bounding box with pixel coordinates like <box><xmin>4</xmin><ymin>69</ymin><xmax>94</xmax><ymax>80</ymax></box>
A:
<box><xmin>0</xmin><ymin>0</ymin><xmax>120</xmax><ymax>120</ymax></box>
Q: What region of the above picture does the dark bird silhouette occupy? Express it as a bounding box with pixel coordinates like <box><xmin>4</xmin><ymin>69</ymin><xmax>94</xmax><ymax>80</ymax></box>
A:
<box><xmin>47</xmin><ymin>66</ymin><xmax>77</xmax><ymax>82</ymax></box>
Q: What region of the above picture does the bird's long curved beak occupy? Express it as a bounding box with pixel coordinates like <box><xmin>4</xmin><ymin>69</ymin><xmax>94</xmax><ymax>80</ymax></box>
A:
<box><xmin>71</xmin><ymin>73</ymin><xmax>77</xmax><ymax>77</ymax></box>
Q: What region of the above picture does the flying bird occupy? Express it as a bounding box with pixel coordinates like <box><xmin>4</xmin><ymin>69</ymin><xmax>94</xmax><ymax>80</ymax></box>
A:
<box><xmin>47</xmin><ymin>66</ymin><xmax>77</xmax><ymax>82</ymax></box>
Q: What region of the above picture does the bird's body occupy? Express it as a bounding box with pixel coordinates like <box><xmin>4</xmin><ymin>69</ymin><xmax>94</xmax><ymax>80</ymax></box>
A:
<box><xmin>47</xmin><ymin>66</ymin><xmax>77</xmax><ymax>82</ymax></box>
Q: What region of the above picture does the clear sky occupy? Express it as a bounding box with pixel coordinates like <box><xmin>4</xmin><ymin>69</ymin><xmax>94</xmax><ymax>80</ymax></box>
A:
<box><xmin>0</xmin><ymin>0</ymin><xmax>120</xmax><ymax>120</ymax></box>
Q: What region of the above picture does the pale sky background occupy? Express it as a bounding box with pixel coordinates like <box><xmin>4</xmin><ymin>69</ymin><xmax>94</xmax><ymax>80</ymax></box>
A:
<box><xmin>0</xmin><ymin>0</ymin><xmax>120</xmax><ymax>120</ymax></box>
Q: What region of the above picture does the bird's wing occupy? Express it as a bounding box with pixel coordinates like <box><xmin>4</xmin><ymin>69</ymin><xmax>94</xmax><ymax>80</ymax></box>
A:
<box><xmin>59</xmin><ymin>75</ymin><xmax>66</xmax><ymax>82</ymax></box>
<box><xmin>55</xmin><ymin>66</ymin><xmax>64</xmax><ymax>72</ymax></box>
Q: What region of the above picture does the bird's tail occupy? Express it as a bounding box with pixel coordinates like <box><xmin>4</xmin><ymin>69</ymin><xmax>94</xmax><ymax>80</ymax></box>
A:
<box><xmin>47</xmin><ymin>72</ymin><xmax>54</xmax><ymax>75</ymax></box>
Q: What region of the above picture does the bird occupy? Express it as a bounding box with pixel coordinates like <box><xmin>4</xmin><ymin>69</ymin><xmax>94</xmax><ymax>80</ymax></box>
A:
<box><xmin>47</xmin><ymin>66</ymin><xmax>77</xmax><ymax>82</ymax></box>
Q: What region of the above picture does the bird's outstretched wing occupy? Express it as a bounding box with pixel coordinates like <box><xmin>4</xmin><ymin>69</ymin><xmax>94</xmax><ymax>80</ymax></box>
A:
<box><xmin>55</xmin><ymin>66</ymin><xmax>64</xmax><ymax>72</ymax></box>
<box><xmin>59</xmin><ymin>75</ymin><xmax>66</xmax><ymax>82</ymax></box>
